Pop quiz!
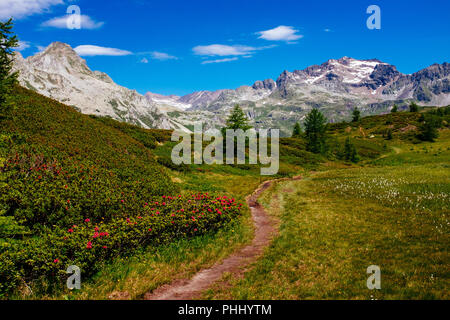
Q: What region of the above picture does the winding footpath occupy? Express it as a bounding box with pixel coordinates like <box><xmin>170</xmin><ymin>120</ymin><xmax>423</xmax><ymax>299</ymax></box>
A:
<box><xmin>144</xmin><ymin>175</ymin><xmax>302</xmax><ymax>300</ymax></box>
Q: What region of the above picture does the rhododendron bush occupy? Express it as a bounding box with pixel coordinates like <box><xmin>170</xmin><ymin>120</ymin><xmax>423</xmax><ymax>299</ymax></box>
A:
<box><xmin>0</xmin><ymin>88</ymin><xmax>244</xmax><ymax>296</ymax></box>
<box><xmin>0</xmin><ymin>193</ymin><xmax>242</xmax><ymax>295</ymax></box>
<box><xmin>0</xmin><ymin>148</ymin><xmax>176</xmax><ymax>230</ymax></box>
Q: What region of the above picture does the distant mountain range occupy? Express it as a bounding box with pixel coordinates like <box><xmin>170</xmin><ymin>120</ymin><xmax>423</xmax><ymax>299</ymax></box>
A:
<box><xmin>13</xmin><ymin>42</ymin><xmax>188</xmax><ymax>131</ymax></box>
<box><xmin>14</xmin><ymin>42</ymin><xmax>449</xmax><ymax>135</ymax></box>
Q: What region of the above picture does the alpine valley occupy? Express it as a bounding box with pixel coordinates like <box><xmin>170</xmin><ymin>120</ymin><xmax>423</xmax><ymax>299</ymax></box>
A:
<box><xmin>14</xmin><ymin>42</ymin><xmax>449</xmax><ymax>136</ymax></box>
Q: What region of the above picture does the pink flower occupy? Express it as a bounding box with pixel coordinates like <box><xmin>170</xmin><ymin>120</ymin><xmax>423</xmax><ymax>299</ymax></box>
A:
<box><xmin>86</xmin><ymin>241</ymin><xmax>92</xmax><ymax>249</ymax></box>
<box><xmin>84</xmin><ymin>218</ymin><xmax>90</xmax><ymax>223</ymax></box>
<box><xmin>68</xmin><ymin>228</ymin><xmax>74</xmax><ymax>233</ymax></box>
<box><xmin>53</xmin><ymin>259</ymin><xmax>59</xmax><ymax>263</ymax></box>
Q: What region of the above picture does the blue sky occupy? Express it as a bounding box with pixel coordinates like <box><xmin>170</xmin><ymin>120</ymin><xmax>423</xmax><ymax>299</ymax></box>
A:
<box><xmin>3</xmin><ymin>0</ymin><xmax>450</xmax><ymax>96</ymax></box>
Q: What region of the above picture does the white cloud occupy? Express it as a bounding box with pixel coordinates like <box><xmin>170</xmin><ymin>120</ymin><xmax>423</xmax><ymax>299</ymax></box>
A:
<box><xmin>193</xmin><ymin>44</ymin><xmax>256</xmax><ymax>57</ymax></box>
<box><xmin>324</xmin><ymin>28</ymin><xmax>332</xmax><ymax>32</ymax></box>
<box><xmin>41</xmin><ymin>14</ymin><xmax>104</xmax><ymax>29</ymax></box>
<box><xmin>140</xmin><ymin>58</ymin><xmax>149</xmax><ymax>64</ymax></box>
<box><xmin>201</xmin><ymin>57</ymin><xmax>238</xmax><ymax>64</ymax></box>
<box><xmin>0</xmin><ymin>0</ymin><xmax>63</xmax><ymax>20</ymax></box>
<box><xmin>36</xmin><ymin>45</ymin><xmax>46</xmax><ymax>52</ymax></box>
<box><xmin>16</xmin><ymin>41</ymin><xmax>31</xmax><ymax>51</ymax></box>
<box><xmin>151</xmin><ymin>51</ymin><xmax>178</xmax><ymax>60</ymax></box>
<box><xmin>74</xmin><ymin>45</ymin><xmax>132</xmax><ymax>56</ymax></box>
<box><xmin>193</xmin><ymin>44</ymin><xmax>276</xmax><ymax>64</ymax></box>
<box><xmin>193</xmin><ymin>44</ymin><xmax>276</xmax><ymax>57</ymax></box>
<box><xmin>257</xmin><ymin>25</ymin><xmax>303</xmax><ymax>41</ymax></box>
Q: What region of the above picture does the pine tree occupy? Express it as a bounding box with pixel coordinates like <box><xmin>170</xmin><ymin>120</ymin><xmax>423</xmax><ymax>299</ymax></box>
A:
<box><xmin>344</xmin><ymin>137</ymin><xmax>359</xmax><ymax>163</ymax></box>
<box><xmin>224</xmin><ymin>104</ymin><xmax>252</xmax><ymax>131</ymax></box>
<box><xmin>221</xmin><ymin>105</ymin><xmax>253</xmax><ymax>158</ymax></box>
<box><xmin>304</xmin><ymin>109</ymin><xmax>327</xmax><ymax>154</ymax></box>
<box><xmin>386</xmin><ymin>129</ymin><xmax>393</xmax><ymax>140</ymax></box>
<box><xmin>351</xmin><ymin>108</ymin><xmax>361</xmax><ymax>122</ymax></box>
<box><xmin>391</xmin><ymin>105</ymin><xmax>398</xmax><ymax>113</ymax></box>
<box><xmin>418</xmin><ymin>114</ymin><xmax>441</xmax><ymax>142</ymax></box>
<box><xmin>0</xmin><ymin>18</ymin><xmax>18</xmax><ymax>115</ymax></box>
<box><xmin>409</xmin><ymin>102</ymin><xmax>419</xmax><ymax>112</ymax></box>
<box><xmin>350</xmin><ymin>147</ymin><xmax>360</xmax><ymax>163</ymax></box>
<box><xmin>292</xmin><ymin>122</ymin><xmax>302</xmax><ymax>137</ymax></box>
<box><xmin>344</xmin><ymin>137</ymin><xmax>353</xmax><ymax>160</ymax></box>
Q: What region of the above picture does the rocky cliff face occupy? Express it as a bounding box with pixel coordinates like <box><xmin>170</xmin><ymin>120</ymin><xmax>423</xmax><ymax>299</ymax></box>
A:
<box><xmin>14</xmin><ymin>43</ymin><xmax>449</xmax><ymax>135</ymax></box>
<box><xmin>155</xmin><ymin>57</ymin><xmax>449</xmax><ymax>135</ymax></box>
<box><xmin>384</xmin><ymin>62</ymin><xmax>450</xmax><ymax>104</ymax></box>
<box><xmin>13</xmin><ymin>42</ymin><xmax>174</xmax><ymax>129</ymax></box>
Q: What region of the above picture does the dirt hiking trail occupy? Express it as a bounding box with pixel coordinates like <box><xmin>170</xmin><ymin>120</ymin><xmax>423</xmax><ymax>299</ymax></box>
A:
<box><xmin>144</xmin><ymin>175</ymin><xmax>302</xmax><ymax>300</ymax></box>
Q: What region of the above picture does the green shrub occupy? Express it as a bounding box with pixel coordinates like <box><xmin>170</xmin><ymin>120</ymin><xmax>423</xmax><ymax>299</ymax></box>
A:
<box><xmin>157</xmin><ymin>156</ymin><xmax>192</xmax><ymax>172</ymax></box>
<box><xmin>417</xmin><ymin>115</ymin><xmax>442</xmax><ymax>142</ymax></box>
<box><xmin>0</xmin><ymin>86</ymin><xmax>199</xmax><ymax>296</ymax></box>
<box><xmin>0</xmin><ymin>193</ymin><xmax>242</xmax><ymax>296</ymax></box>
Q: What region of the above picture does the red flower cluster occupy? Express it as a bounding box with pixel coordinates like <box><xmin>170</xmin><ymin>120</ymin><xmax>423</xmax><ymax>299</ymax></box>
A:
<box><xmin>58</xmin><ymin>193</ymin><xmax>242</xmax><ymax>263</ymax></box>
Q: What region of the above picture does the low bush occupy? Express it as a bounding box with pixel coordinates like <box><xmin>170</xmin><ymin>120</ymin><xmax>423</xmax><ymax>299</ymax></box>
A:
<box><xmin>0</xmin><ymin>193</ymin><xmax>242</xmax><ymax>296</ymax></box>
<box><xmin>157</xmin><ymin>156</ymin><xmax>192</xmax><ymax>172</ymax></box>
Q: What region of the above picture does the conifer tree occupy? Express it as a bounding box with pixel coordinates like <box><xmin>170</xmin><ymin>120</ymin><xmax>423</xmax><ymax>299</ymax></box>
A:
<box><xmin>409</xmin><ymin>102</ymin><xmax>419</xmax><ymax>112</ymax></box>
<box><xmin>352</xmin><ymin>107</ymin><xmax>361</xmax><ymax>122</ymax></box>
<box><xmin>292</xmin><ymin>122</ymin><xmax>302</xmax><ymax>137</ymax></box>
<box><xmin>224</xmin><ymin>104</ymin><xmax>252</xmax><ymax>131</ymax></box>
<box><xmin>304</xmin><ymin>109</ymin><xmax>327</xmax><ymax>154</ymax></box>
<box><xmin>0</xmin><ymin>18</ymin><xmax>19</xmax><ymax>115</ymax></box>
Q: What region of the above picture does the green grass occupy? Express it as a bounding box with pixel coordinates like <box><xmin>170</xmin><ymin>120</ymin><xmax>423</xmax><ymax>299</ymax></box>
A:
<box><xmin>204</xmin><ymin>131</ymin><xmax>450</xmax><ymax>300</ymax></box>
<box><xmin>3</xmin><ymin>86</ymin><xmax>449</xmax><ymax>299</ymax></box>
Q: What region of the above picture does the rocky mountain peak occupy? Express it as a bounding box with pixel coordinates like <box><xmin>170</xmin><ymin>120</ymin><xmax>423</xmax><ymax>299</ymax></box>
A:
<box><xmin>13</xmin><ymin>41</ymin><xmax>175</xmax><ymax>130</ymax></box>
<box><xmin>45</xmin><ymin>41</ymin><xmax>75</xmax><ymax>53</ymax></box>
<box><xmin>27</xmin><ymin>42</ymin><xmax>91</xmax><ymax>76</ymax></box>
<box><xmin>252</xmin><ymin>78</ymin><xmax>276</xmax><ymax>91</ymax></box>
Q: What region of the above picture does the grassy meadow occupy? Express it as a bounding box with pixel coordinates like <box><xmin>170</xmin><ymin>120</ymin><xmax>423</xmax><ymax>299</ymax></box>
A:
<box><xmin>1</xmin><ymin>85</ymin><xmax>448</xmax><ymax>300</ymax></box>
<box><xmin>203</xmin><ymin>128</ymin><xmax>449</xmax><ymax>300</ymax></box>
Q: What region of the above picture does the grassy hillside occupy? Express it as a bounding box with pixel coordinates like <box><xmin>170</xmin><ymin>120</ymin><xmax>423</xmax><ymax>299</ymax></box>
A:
<box><xmin>204</xmin><ymin>115</ymin><xmax>450</xmax><ymax>300</ymax></box>
<box><xmin>1</xmin><ymin>86</ymin><xmax>178</xmax><ymax>228</ymax></box>
<box><xmin>2</xmin><ymin>86</ymin><xmax>448</xmax><ymax>299</ymax></box>
<box><xmin>0</xmin><ymin>86</ymin><xmax>241</xmax><ymax>297</ymax></box>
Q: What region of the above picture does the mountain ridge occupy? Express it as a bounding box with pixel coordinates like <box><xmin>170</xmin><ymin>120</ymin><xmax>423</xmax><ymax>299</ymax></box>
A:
<box><xmin>13</xmin><ymin>42</ymin><xmax>177</xmax><ymax>130</ymax></box>
<box><xmin>147</xmin><ymin>56</ymin><xmax>449</xmax><ymax>110</ymax></box>
<box><xmin>13</xmin><ymin>42</ymin><xmax>449</xmax><ymax>135</ymax></box>
<box><xmin>157</xmin><ymin>56</ymin><xmax>449</xmax><ymax>134</ymax></box>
